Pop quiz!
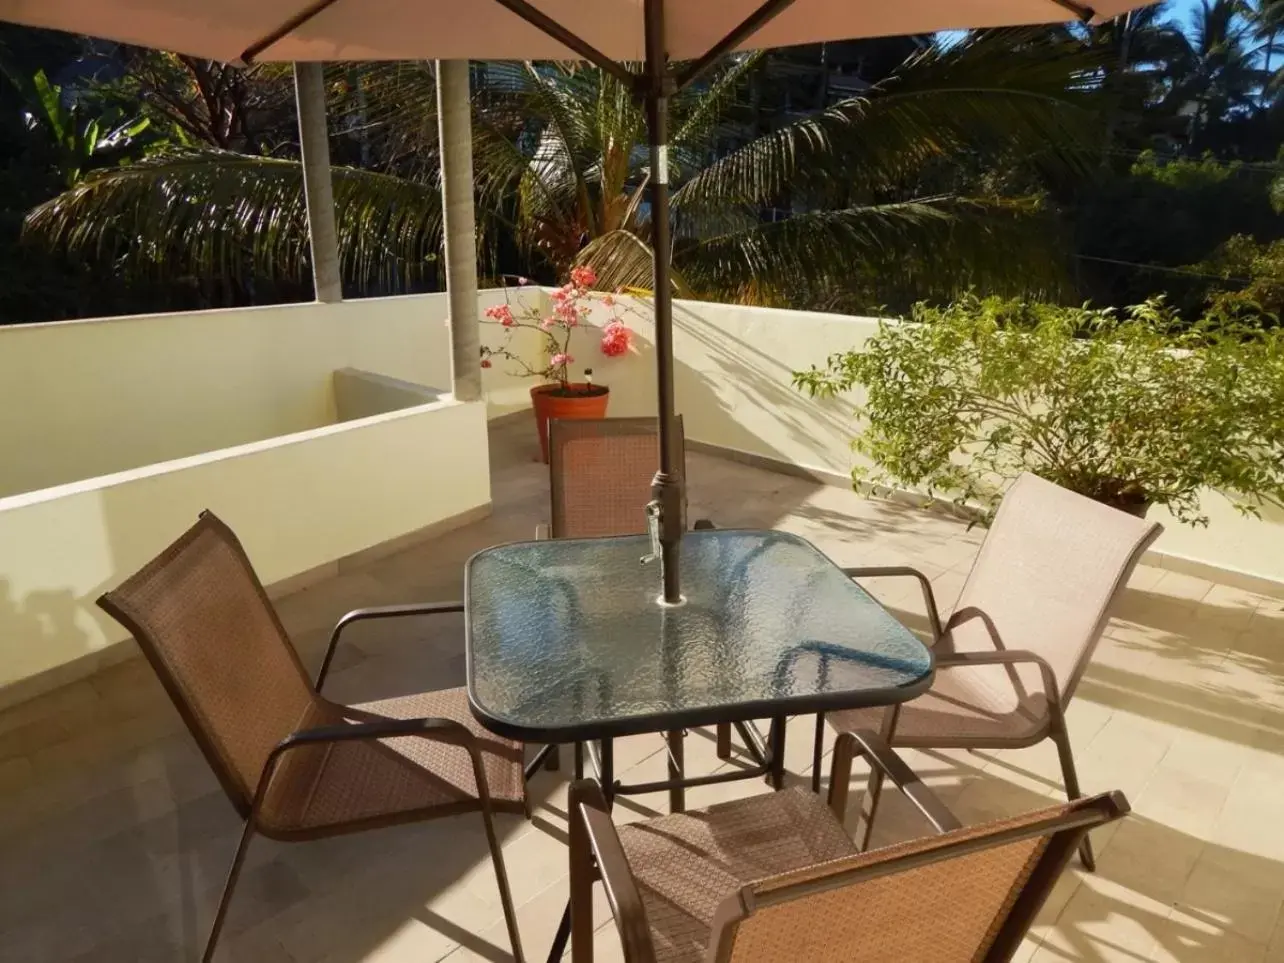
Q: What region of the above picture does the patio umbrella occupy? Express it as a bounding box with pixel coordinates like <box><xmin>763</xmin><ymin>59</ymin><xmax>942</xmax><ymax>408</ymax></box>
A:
<box><xmin>1</xmin><ymin>0</ymin><xmax>1154</xmax><ymax>603</ymax></box>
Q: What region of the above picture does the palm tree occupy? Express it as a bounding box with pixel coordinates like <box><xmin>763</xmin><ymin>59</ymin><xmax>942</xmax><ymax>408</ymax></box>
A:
<box><xmin>1089</xmin><ymin>3</ymin><xmax>1194</xmax><ymax>151</ymax></box>
<box><xmin>25</xmin><ymin>30</ymin><xmax>1105</xmax><ymax>312</ymax></box>
<box><xmin>1248</xmin><ymin>0</ymin><xmax>1284</xmax><ymax>102</ymax></box>
<box><xmin>1173</xmin><ymin>0</ymin><xmax>1267</xmax><ymax>142</ymax></box>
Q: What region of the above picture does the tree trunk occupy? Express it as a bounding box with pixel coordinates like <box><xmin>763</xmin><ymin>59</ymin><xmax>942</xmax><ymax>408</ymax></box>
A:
<box><xmin>437</xmin><ymin>59</ymin><xmax>483</xmax><ymax>403</ymax></box>
<box><xmin>293</xmin><ymin>63</ymin><xmax>342</xmax><ymax>303</ymax></box>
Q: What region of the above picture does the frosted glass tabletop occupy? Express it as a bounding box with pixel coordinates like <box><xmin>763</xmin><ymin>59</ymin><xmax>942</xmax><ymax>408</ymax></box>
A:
<box><xmin>464</xmin><ymin>529</ymin><xmax>933</xmax><ymax>741</ymax></box>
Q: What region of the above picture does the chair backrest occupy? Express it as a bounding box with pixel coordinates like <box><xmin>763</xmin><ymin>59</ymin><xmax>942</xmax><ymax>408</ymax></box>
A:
<box><xmin>549</xmin><ymin>416</ymin><xmax>686</xmax><ymax>538</ymax></box>
<box><xmin>707</xmin><ymin>791</ymin><xmax>1128</xmax><ymax>963</ymax></box>
<box><xmin>945</xmin><ymin>473</ymin><xmax>1162</xmax><ymax>704</ymax></box>
<box><xmin>97</xmin><ymin>512</ymin><xmax>328</xmax><ymax>816</ymax></box>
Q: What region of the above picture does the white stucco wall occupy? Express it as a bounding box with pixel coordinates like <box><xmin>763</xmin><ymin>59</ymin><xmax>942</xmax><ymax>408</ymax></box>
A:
<box><xmin>0</xmin><ymin>399</ymin><xmax>490</xmax><ymax>694</ymax></box>
<box><xmin>535</xmin><ymin>294</ymin><xmax>1284</xmax><ymax>590</ymax></box>
<box><xmin>0</xmin><ymin>293</ymin><xmax>453</xmax><ymax>498</ymax></box>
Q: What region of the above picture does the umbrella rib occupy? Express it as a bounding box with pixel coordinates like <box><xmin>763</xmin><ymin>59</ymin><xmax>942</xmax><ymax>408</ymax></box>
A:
<box><xmin>240</xmin><ymin>0</ymin><xmax>345</xmax><ymax>63</ymax></box>
<box><xmin>489</xmin><ymin>0</ymin><xmax>635</xmax><ymax>84</ymax></box>
<box><xmin>674</xmin><ymin>0</ymin><xmax>801</xmax><ymax>91</ymax></box>
<box><xmin>1047</xmin><ymin>0</ymin><xmax>1097</xmax><ymax>20</ymax></box>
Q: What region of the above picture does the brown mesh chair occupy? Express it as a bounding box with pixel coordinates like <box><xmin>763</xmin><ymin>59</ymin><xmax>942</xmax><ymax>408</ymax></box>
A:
<box><xmin>569</xmin><ymin>729</ymin><xmax>1129</xmax><ymax>963</ymax></box>
<box><xmin>97</xmin><ymin>512</ymin><xmax>527</xmax><ymax>963</ymax></box>
<box><xmin>545</xmin><ymin>415</ymin><xmax>691</xmax><ymax>540</ymax></box>
<box><xmin>816</xmin><ymin>472</ymin><xmax>1162</xmax><ymax>870</ymax></box>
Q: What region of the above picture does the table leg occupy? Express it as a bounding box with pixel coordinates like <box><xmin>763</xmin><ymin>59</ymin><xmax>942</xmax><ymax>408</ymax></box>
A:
<box><xmin>600</xmin><ymin>738</ymin><xmax>615</xmax><ymax>804</ymax></box>
<box><xmin>549</xmin><ymin>738</ymin><xmax>614</xmax><ymax>963</ymax></box>
<box><xmin>574</xmin><ymin>741</ymin><xmax>584</xmax><ymax>780</ymax></box>
<box><xmin>666</xmin><ymin>730</ymin><xmax>686</xmax><ymax>813</ymax></box>
<box><xmin>768</xmin><ymin>715</ymin><xmax>787</xmax><ymax>790</ymax></box>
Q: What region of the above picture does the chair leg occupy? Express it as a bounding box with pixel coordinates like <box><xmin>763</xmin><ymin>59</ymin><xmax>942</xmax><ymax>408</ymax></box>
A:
<box><xmin>812</xmin><ymin>713</ymin><xmax>825</xmax><ymax>794</ymax></box>
<box><xmin>202</xmin><ymin>818</ymin><xmax>257</xmax><ymax>963</ymax></box>
<box><xmin>479</xmin><ymin>804</ymin><xmax>526</xmax><ymax>963</ymax></box>
<box><xmin>716</xmin><ymin>722</ymin><xmax>732</xmax><ymax>760</ymax></box>
<box><xmin>1052</xmin><ymin>726</ymin><xmax>1095</xmax><ymax>872</ymax></box>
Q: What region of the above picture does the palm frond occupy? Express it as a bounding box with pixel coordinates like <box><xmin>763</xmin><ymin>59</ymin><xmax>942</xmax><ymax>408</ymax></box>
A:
<box><xmin>673</xmin><ymin>29</ymin><xmax>1105</xmax><ymax>221</ymax></box>
<box><xmin>24</xmin><ymin>148</ymin><xmax>442</xmax><ymax>292</ymax></box>
<box><xmin>670</xmin><ymin>52</ymin><xmax>764</xmax><ymax>153</ymax></box>
<box><xmin>576</xmin><ymin>229</ymin><xmax>694</xmax><ymax>297</ymax></box>
<box><xmin>677</xmin><ymin>195</ymin><xmax>1069</xmax><ymax>310</ymax></box>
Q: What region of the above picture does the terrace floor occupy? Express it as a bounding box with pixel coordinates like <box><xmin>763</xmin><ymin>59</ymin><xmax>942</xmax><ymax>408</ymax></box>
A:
<box><xmin>2</xmin><ymin>415</ymin><xmax>1283</xmax><ymax>963</ymax></box>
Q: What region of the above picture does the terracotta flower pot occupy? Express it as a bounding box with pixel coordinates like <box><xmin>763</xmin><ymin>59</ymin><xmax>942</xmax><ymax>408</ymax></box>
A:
<box><xmin>530</xmin><ymin>383</ymin><xmax>611</xmax><ymax>463</ymax></box>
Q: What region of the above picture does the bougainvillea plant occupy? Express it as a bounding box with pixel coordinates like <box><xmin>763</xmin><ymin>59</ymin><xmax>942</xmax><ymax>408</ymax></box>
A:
<box><xmin>480</xmin><ymin>265</ymin><xmax>634</xmax><ymax>397</ymax></box>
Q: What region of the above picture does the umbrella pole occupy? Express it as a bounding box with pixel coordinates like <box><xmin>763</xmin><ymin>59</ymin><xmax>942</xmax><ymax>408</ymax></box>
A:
<box><xmin>643</xmin><ymin>0</ymin><xmax>684</xmax><ymax>604</ymax></box>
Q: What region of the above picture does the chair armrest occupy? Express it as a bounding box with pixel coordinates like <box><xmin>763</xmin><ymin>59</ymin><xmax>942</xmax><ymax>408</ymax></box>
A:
<box><xmin>316</xmin><ymin>602</ymin><xmax>465</xmax><ymax>692</ymax></box>
<box><xmin>934</xmin><ymin>649</ymin><xmax>1063</xmax><ymax>708</ymax></box>
<box><xmin>252</xmin><ymin>716</ymin><xmax>493</xmax><ymax>818</ymax></box>
<box><xmin>842</xmin><ymin>566</ymin><xmax>943</xmax><ymax>642</ymax></box>
<box><xmin>569</xmin><ymin>780</ymin><xmax>657</xmax><ymax>963</ymax></box>
<box><xmin>829</xmin><ymin>730</ymin><xmax>962</xmax><ymax>834</ymax></box>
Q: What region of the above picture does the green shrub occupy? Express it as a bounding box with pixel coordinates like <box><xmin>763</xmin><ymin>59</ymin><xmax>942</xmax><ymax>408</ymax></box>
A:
<box><xmin>792</xmin><ymin>295</ymin><xmax>1284</xmax><ymax>524</ymax></box>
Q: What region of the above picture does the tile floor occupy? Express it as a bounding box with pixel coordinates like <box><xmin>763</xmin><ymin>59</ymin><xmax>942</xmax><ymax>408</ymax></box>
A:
<box><xmin>1</xmin><ymin>416</ymin><xmax>1282</xmax><ymax>962</ymax></box>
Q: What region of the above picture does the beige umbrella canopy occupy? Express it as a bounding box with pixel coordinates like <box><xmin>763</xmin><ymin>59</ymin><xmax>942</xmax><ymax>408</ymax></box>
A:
<box><xmin>2</xmin><ymin>0</ymin><xmax>1148</xmax><ymax>63</ymax></box>
<box><xmin>0</xmin><ymin>0</ymin><xmax>1155</xmax><ymax>604</ymax></box>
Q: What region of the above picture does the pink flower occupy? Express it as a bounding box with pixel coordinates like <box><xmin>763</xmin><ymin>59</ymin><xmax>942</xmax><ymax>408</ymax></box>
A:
<box><xmin>550</xmin><ymin>353</ymin><xmax>574</xmax><ymax>369</ymax></box>
<box><xmin>600</xmin><ymin>320</ymin><xmax>632</xmax><ymax>358</ymax></box>
<box><xmin>554</xmin><ymin>299</ymin><xmax>580</xmax><ymax>325</ymax></box>
<box><xmin>480</xmin><ymin>358</ymin><xmax>493</xmax><ymax>368</ymax></box>
<box><xmin>551</xmin><ymin>284</ymin><xmax>574</xmax><ymax>303</ymax></box>
<box><xmin>539</xmin><ymin>317</ymin><xmax>556</xmax><ymax>331</ymax></box>
<box><xmin>517</xmin><ymin>276</ymin><xmax>529</xmax><ymax>285</ymax></box>
<box><xmin>485</xmin><ymin>304</ymin><xmax>515</xmax><ymax>326</ymax></box>
<box><xmin>602</xmin><ymin>294</ymin><xmax>616</xmax><ymax>307</ymax></box>
<box><xmin>570</xmin><ymin>265</ymin><xmax>597</xmax><ymax>289</ymax></box>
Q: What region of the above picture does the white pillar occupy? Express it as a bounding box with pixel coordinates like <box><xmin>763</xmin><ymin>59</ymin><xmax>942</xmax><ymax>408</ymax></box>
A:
<box><xmin>294</xmin><ymin>62</ymin><xmax>342</xmax><ymax>303</ymax></box>
<box><xmin>436</xmin><ymin>60</ymin><xmax>482</xmax><ymax>403</ymax></box>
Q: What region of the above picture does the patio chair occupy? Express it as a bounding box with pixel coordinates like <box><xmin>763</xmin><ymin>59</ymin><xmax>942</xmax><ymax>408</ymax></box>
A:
<box><xmin>569</xmin><ymin>728</ymin><xmax>1129</xmax><ymax>963</ymax></box>
<box><xmin>97</xmin><ymin>512</ymin><xmax>526</xmax><ymax>963</ymax></box>
<box><xmin>814</xmin><ymin>472</ymin><xmax>1161</xmax><ymax>870</ymax></box>
<box><xmin>543</xmin><ymin>415</ymin><xmax>695</xmax><ymax>540</ymax></box>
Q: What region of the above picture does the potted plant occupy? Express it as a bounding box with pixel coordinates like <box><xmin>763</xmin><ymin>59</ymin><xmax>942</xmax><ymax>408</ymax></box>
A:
<box><xmin>793</xmin><ymin>295</ymin><xmax>1284</xmax><ymax>525</ymax></box>
<box><xmin>481</xmin><ymin>266</ymin><xmax>635</xmax><ymax>462</ymax></box>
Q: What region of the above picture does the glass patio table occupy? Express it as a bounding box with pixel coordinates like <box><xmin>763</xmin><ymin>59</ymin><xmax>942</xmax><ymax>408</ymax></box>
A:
<box><xmin>465</xmin><ymin>527</ymin><xmax>934</xmax><ymax>808</ymax></box>
<box><xmin>466</xmin><ymin>527</ymin><xmax>933</xmax><ymax>963</ymax></box>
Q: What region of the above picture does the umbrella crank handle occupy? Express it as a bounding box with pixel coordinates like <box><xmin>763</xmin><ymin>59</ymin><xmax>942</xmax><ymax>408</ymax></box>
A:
<box><xmin>642</xmin><ymin>501</ymin><xmax>662</xmax><ymax>564</ymax></box>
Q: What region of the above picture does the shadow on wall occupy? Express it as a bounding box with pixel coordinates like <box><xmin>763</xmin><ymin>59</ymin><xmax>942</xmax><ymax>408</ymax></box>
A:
<box><xmin>594</xmin><ymin>297</ymin><xmax>864</xmax><ymax>477</ymax></box>
<box><xmin>0</xmin><ymin>578</ymin><xmax>94</xmax><ymax>688</ymax></box>
<box><xmin>673</xmin><ymin>300</ymin><xmax>861</xmax><ymax>474</ymax></box>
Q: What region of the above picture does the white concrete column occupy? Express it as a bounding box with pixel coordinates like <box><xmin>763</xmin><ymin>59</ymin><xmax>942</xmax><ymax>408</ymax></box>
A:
<box><xmin>294</xmin><ymin>62</ymin><xmax>342</xmax><ymax>303</ymax></box>
<box><xmin>436</xmin><ymin>60</ymin><xmax>482</xmax><ymax>403</ymax></box>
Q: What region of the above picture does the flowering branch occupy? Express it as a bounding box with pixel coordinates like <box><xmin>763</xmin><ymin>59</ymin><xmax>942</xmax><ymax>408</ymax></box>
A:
<box><xmin>479</xmin><ymin>266</ymin><xmax>635</xmax><ymax>393</ymax></box>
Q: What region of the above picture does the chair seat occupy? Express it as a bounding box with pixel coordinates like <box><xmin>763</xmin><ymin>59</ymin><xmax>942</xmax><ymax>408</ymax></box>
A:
<box><xmin>826</xmin><ymin>655</ymin><xmax>1052</xmax><ymax>746</ymax></box>
<box><xmin>616</xmin><ymin>787</ymin><xmax>858</xmax><ymax>963</ymax></box>
<box><xmin>259</xmin><ymin>687</ymin><xmax>525</xmax><ymax>838</ymax></box>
